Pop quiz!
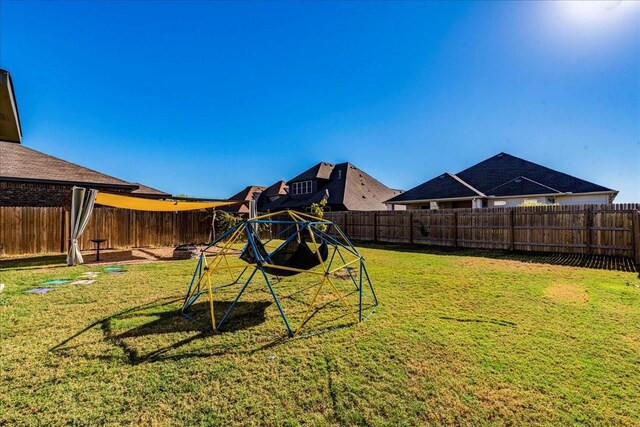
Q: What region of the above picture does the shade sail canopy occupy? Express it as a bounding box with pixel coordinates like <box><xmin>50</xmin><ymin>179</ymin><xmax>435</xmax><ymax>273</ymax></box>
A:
<box><xmin>95</xmin><ymin>192</ymin><xmax>242</xmax><ymax>212</ymax></box>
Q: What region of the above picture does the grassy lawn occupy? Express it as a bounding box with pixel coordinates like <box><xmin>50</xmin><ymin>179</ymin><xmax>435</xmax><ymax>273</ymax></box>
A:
<box><xmin>1</xmin><ymin>245</ymin><xmax>639</xmax><ymax>426</ymax></box>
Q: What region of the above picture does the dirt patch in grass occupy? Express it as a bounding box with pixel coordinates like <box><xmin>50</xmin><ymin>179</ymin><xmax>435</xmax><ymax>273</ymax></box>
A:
<box><xmin>545</xmin><ymin>282</ymin><xmax>589</xmax><ymax>305</ymax></box>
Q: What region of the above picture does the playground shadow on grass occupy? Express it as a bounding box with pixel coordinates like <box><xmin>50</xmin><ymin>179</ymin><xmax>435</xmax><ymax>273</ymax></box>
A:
<box><xmin>51</xmin><ymin>297</ymin><xmax>276</xmax><ymax>365</ymax></box>
<box><xmin>116</xmin><ymin>300</ymin><xmax>272</xmax><ymax>339</ymax></box>
<box><xmin>357</xmin><ymin>242</ymin><xmax>638</xmax><ymax>273</ymax></box>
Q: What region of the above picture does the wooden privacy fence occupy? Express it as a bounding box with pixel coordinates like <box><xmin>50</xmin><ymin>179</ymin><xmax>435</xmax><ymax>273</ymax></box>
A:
<box><xmin>2</xmin><ymin>204</ymin><xmax>639</xmax><ymax>262</ymax></box>
<box><xmin>325</xmin><ymin>204</ymin><xmax>640</xmax><ymax>263</ymax></box>
<box><xmin>0</xmin><ymin>206</ymin><xmax>213</xmax><ymax>256</ymax></box>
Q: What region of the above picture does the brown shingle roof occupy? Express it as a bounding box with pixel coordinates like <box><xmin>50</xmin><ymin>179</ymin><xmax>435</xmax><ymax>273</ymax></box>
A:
<box><xmin>287</xmin><ymin>162</ymin><xmax>335</xmax><ymax>183</ymax></box>
<box><xmin>223</xmin><ymin>185</ymin><xmax>266</xmax><ymax>213</ymax></box>
<box><xmin>263</xmin><ymin>162</ymin><xmax>402</xmax><ymax>211</ymax></box>
<box><xmin>131</xmin><ymin>183</ymin><xmax>171</xmax><ymax>198</ymax></box>
<box><xmin>0</xmin><ymin>141</ymin><xmax>137</xmax><ymax>188</ymax></box>
<box><xmin>263</xmin><ymin>180</ymin><xmax>288</xmax><ymax>197</ymax></box>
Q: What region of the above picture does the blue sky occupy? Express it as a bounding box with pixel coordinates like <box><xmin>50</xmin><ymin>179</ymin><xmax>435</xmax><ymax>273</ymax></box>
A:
<box><xmin>1</xmin><ymin>1</ymin><xmax>638</xmax><ymax>201</ymax></box>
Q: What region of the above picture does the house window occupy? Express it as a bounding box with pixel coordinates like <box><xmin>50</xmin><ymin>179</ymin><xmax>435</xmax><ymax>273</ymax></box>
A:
<box><xmin>493</xmin><ymin>200</ymin><xmax>506</xmax><ymax>206</ymax></box>
<box><xmin>546</xmin><ymin>197</ymin><xmax>556</xmax><ymax>204</ymax></box>
<box><xmin>291</xmin><ymin>180</ymin><xmax>313</xmax><ymax>195</ymax></box>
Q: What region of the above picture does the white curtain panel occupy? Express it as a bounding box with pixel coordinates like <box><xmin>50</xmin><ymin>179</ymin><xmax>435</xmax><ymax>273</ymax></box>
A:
<box><xmin>66</xmin><ymin>187</ymin><xmax>98</xmax><ymax>266</ymax></box>
<box><xmin>249</xmin><ymin>199</ymin><xmax>258</xmax><ymax>233</ymax></box>
<box><xmin>249</xmin><ymin>199</ymin><xmax>257</xmax><ymax>219</ymax></box>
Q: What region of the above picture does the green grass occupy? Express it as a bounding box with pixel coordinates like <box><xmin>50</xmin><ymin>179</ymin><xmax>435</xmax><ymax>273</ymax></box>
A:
<box><xmin>1</xmin><ymin>246</ymin><xmax>639</xmax><ymax>426</ymax></box>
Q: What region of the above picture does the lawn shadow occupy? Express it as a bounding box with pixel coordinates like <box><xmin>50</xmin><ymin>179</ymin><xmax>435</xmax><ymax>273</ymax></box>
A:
<box><xmin>0</xmin><ymin>254</ymin><xmax>67</xmax><ymax>270</ymax></box>
<box><xmin>357</xmin><ymin>242</ymin><xmax>638</xmax><ymax>273</ymax></box>
<box><xmin>51</xmin><ymin>297</ymin><xmax>279</xmax><ymax>365</ymax></box>
<box><xmin>116</xmin><ymin>300</ymin><xmax>272</xmax><ymax>339</ymax></box>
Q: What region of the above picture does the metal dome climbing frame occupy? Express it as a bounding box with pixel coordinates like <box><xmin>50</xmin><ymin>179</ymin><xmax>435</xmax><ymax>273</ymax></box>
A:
<box><xmin>181</xmin><ymin>210</ymin><xmax>378</xmax><ymax>337</ymax></box>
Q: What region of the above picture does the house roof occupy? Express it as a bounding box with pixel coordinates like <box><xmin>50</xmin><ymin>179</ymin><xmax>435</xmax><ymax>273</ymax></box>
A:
<box><xmin>0</xmin><ymin>69</ymin><xmax>22</xmax><ymax>143</ymax></box>
<box><xmin>388</xmin><ymin>173</ymin><xmax>480</xmax><ymax>202</ymax></box>
<box><xmin>131</xmin><ymin>183</ymin><xmax>172</xmax><ymax>198</ymax></box>
<box><xmin>263</xmin><ymin>162</ymin><xmax>402</xmax><ymax>211</ymax></box>
<box><xmin>224</xmin><ymin>185</ymin><xmax>266</xmax><ymax>213</ymax></box>
<box><xmin>0</xmin><ymin>140</ymin><xmax>136</xmax><ymax>189</ymax></box>
<box><xmin>458</xmin><ymin>153</ymin><xmax>613</xmax><ymax>195</ymax></box>
<box><xmin>486</xmin><ymin>176</ymin><xmax>561</xmax><ymax>197</ymax></box>
<box><xmin>262</xmin><ymin>180</ymin><xmax>288</xmax><ymax>197</ymax></box>
<box><xmin>387</xmin><ymin>152</ymin><xmax>616</xmax><ymax>203</ymax></box>
<box><xmin>288</xmin><ymin>162</ymin><xmax>335</xmax><ymax>183</ymax></box>
<box><xmin>256</xmin><ymin>180</ymin><xmax>288</xmax><ymax>211</ymax></box>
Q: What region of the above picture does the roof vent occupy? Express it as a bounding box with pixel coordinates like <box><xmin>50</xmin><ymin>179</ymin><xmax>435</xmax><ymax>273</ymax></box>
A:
<box><xmin>515</xmin><ymin>179</ymin><xmax>521</xmax><ymax>183</ymax></box>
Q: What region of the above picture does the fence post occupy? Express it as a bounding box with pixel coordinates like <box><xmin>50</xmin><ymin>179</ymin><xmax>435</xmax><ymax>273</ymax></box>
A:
<box><xmin>584</xmin><ymin>205</ymin><xmax>593</xmax><ymax>255</ymax></box>
<box><xmin>453</xmin><ymin>211</ymin><xmax>458</xmax><ymax>248</ymax></box>
<box><xmin>344</xmin><ymin>212</ymin><xmax>348</xmax><ymax>238</ymax></box>
<box><xmin>409</xmin><ymin>212</ymin><xmax>414</xmax><ymax>245</ymax></box>
<box><xmin>632</xmin><ymin>210</ymin><xmax>640</xmax><ymax>270</ymax></box>
<box><xmin>60</xmin><ymin>208</ymin><xmax>66</xmax><ymax>253</ymax></box>
<box><xmin>373</xmin><ymin>211</ymin><xmax>378</xmax><ymax>243</ymax></box>
<box><xmin>509</xmin><ymin>209</ymin><xmax>515</xmax><ymax>251</ymax></box>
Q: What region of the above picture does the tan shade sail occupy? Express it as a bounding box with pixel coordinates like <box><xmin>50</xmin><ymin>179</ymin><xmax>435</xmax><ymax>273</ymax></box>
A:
<box><xmin>95</xmin><ymin>192</ymin><xmax>242</xmax><ymax>212</ymax></box>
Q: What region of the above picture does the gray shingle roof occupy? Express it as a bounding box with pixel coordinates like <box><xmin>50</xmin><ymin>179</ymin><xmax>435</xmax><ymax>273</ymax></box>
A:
<box><xmin>458</xmin><ymin>153</ymin><xmax>613</xmax><ymax>195</ymax></box>
<box><xmin>388</xmin><ymin>152</ymin><xmax>615</xmax><ymax>203</ymax></box>
<box><xmin>486</xmin><ymin>176</ymin><xmax>561</xmax><ymax>197</ymax></box>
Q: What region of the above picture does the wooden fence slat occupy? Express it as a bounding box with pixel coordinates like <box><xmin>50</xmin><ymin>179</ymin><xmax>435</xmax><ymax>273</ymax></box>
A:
<box><xmin>324</xmin><ymin>203</ymin><xmax>640</xmax><ymax>259</ymax></box>
<box><xmin>2</xmin><ymin>204</ymin><xmax>639</xmax><ymax>258</ymax></box>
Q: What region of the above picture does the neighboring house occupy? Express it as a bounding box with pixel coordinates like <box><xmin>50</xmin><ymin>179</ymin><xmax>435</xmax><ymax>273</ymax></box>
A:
<box><xmin>223</xmin><ymin>185</ymin><xmax>267</xmax><ymax>213</ymax></box>
<box><xmin>261</xmin><ymin>162</ymin><xmax>403</xmax><ymax>212</ymax></box>
<box><xmin>0</xmin><ymin>69</ymin><xmax>171</xmax><ymax>207</ymax></box>
<box><xmin>0</xmin><ymin>141</ymin><xmax>172</xmax><ymax>206</ymax></box>
<box><xmin>130</xmin><ymin>183</ymin><xmax>173</xmax><ymax>199</ymax></box>
<box><xmin>387</xmin><ymin>152</ymin><xmax>617</xmax><ymax>209</ymax></box>
<box><xmin>256</xmin><ymin>180</ymin><xmax>288</xmax><ymax>211</ymax></box>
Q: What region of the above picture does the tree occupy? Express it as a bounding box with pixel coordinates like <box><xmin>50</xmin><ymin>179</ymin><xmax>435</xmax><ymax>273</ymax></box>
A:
<box><xmin>310</xmin><ymin>198</ymin><xmax>328</xmax><ymax>232</ymax></box>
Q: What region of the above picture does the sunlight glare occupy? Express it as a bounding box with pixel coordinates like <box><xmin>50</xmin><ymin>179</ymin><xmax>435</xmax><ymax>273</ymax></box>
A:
<box><xmin>558</xmin><ymin>0</ymin><xmax>636</xmax><ymax>27</ymax></box>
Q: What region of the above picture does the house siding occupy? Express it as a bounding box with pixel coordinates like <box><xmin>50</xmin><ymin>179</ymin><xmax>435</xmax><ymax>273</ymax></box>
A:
<box><xmin>557</xmin><ymin>194</ymin><xmax>612</xmax><ymax>205</ymax></box>
<box><xmin>488</xmin><ymin>193</ymin><xmax>612</xmax><ymax>207</ymax></box>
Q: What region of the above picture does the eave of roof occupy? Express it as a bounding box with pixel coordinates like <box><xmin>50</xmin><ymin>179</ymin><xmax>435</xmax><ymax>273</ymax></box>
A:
<box><xmin>0</xmin><ymin>176</ymin><xmax>137</xmax><ymax>189</ymax></box>
<box><xmin>0</xmin><ymin>70</ymin><xmax>23</xmax><ymax>143</ymax></box>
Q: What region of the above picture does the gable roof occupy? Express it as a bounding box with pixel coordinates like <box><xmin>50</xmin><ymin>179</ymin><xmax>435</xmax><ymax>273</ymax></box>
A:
<box><xmin>262</xmin><ymin>180</ymin><xmax>288</xmax><ymax>197</ymax></box>
<box><xmin>263</xmin><ymin>162</ymin><xmax>402</xmax><ymax>211</ymax></box>
<box><xmin>458</xmin><ymin>153</ymin><xmax>613</xmax><ymax>195</ymax></box>
<box><xmin>256</xmin><ymin>180</ymin><xmax>288</xmax><ymax>211</ymax></box>
<box><xmin>389</xmin><ymin>173</ymin><xmax>480</xmax><ymax>202</ymax></box>
<box><xmin>0</xmin><ymin>140</ymin><xmax>136</xmax><ymax>189</ymax></box>
<box><xmin>486</xmin><ymin>176</ymin><xmax>561</xmax><ymax>197</ymax></box>
<box><xmin>224</xmin><ymin>185</ymin><xmax>266</xmax><ymax>213</ymax></box>
<box><xmin>288</xmin><ymin>162</ymin><xmax>335</xmax><ymax>183</ymax></box>
<box><xmin>388</xmin><ymin>152</ymin><xmax>615</xmax><ymax>203</ymax></box>
<box><xmin>228</xmin><ymin>185</ymin><xmax>267</xmax><ymax>201</ymax></box>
